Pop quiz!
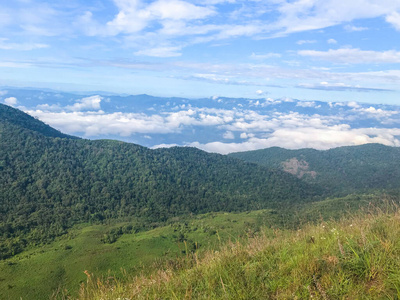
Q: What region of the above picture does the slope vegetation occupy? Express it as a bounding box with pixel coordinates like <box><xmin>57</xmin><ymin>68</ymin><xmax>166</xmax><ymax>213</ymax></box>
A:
<box><xmin>0</xmin><ymin>104</ymin><xmax>318</xmax><ymax>259</ymax></box>
<box><xmin>229</xmin><ymin>144</ymin><xmax>400</xmax><ymax>195</ymax></box>
<box><xmin>80</xmin><ymin>200</ymin><xmax>400</xmax><ymax>299</ymax></box>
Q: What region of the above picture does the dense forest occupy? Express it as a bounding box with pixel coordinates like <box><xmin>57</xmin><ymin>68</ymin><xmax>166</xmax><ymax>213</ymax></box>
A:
<box><xmin>229</xmin><ymin>144</ymin><xmax>400</xmax><ymax>196</ymax></box>
<box><xmin>0</xmin><ymin>104</ymin><xmax>319</xmax><ymax>259</ymax></box>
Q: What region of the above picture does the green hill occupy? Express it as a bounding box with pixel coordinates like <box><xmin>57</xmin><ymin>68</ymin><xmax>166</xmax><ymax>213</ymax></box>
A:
<box><xmin>229</xmin><ymin>144</ymin><xmax>400</xmax><ymax>195</ymax></box>
<box><xmin>0</xmin><ymin>104</ymin><xmax>318</xmax><ymax>260</ymax></box>
<box><xmin>0</xmin><ymin>103</ymin><xmax>77</xmax><ymax>139</ymax></box>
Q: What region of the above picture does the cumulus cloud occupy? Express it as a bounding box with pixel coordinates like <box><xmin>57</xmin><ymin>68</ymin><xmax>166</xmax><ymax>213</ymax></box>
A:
<box><xmin>4</xmin><ymin>97</ymin><xmax>18</xmax><ymax>106</ymax></box>
<box><xmin>188</xmin><ymin>127</ymin><xmax>400</xmax><ymax>154</ymax></box>
<box><xmin>223</xmin><ymin>131</ymin><xmax>234</xmax><ymax>139</ymax></box>
<box><xmin>24</xmin><ymin>94</ymin><xmax>400</xmax><ymax>155</ymax></box>
<box><xmin>355</xmin><ymin>106</ymin><xmax>399</xmax><ymax>118</ymax></box>
<box><xmin>66</xmin><ymin>95</ymin><xmax>102</xmax><ymax>111</ymax></box>
<box><xmin>104</xmin><ymin>0</ymin><xmax>215</xmax><ymax>35</ymax></box>
<box><xmin>296</xmin><ymin>101</ymin><xmax>316</xmax><ymax>107</ymax></box>
<box><xmin>386</xmin><ymin>11</ymin><xmax>400</xmax><ymax>31</ymax></box>
<box><xmin>25</xmin><ymin>106</ymin><xmax>236</xmax><ymax>137</ymax></box>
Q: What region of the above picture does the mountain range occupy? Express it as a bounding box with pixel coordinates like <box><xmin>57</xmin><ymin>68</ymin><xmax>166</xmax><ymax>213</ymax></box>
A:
<box><xmin>1</xmin><ymin>87</ymin><xmax>400</xmax><ymax>154</ymax></box>
<box><xmin>2</xmin><ymin>102</ymin><xmax>400</xmax><ymax>298</ymax></box>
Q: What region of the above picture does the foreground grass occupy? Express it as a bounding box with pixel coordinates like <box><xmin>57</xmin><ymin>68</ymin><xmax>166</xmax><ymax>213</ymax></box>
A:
<box><xmin>0</xmin><ymin>210</ymin><xmax>268</xmax><ymax>299</ymax></box>
<box><xmin>79</xmin><ymin>203</ymin><xmax>400</xmax><ymax>299</ymax></box>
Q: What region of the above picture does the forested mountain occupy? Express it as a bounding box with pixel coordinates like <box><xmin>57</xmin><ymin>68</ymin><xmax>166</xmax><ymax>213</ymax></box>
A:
<box><xmin>0</xmin><ymin>103</ymin><xmax>319</xmax><ymax>259</ymax></box>
<box><xmin>229</xmin><ymin>144</ymin><xmax>400</xmax><ymax>195</ymax></box>
<box><xmin>0</xmin><ymin>103</ymin><xmax>77</xmax><ymax>139</ymax></box>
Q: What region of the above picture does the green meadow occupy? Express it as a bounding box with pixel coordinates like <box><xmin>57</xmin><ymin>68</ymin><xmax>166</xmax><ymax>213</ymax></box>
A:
<box><xmin>80</xmin><ymin>200</ymin><xmax>400</xmax><ymax>299</ymax></box>
<box><xmin>0</xmin><ymin>210</ymin><xmax>270</xmax><ymax>299</ymax></box>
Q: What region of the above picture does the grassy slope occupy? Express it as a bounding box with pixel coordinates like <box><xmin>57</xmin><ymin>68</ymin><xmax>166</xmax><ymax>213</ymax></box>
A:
<box><xmin>80</xmin><ymin>201</ymin><xmax>400</xmax><ymax>299</ymax></box>
<box><xmin>1</xmin><ymin>193</ymin><xmax>395</xmax><ymax>299</ymax></box>
<box><xmin>0</xmin><ymin>210</ymin><xmax>270</xmax><ymax>300</ymax></box>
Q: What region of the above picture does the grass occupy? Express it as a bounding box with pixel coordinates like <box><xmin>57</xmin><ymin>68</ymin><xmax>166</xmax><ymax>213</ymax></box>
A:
<box><xmin>1</xmin><ymin>192</ymin><xmax>398</xmax><ymax>299</ymax></box>
<box><xmin>0</xmin><ymin>210</ymin><xmax>268</xmax><ymax>299</ymax></box>
<box><xmin>78</xmin><ymin>200</ymin><xmax>400</xmax><ymax>299</ymax></box>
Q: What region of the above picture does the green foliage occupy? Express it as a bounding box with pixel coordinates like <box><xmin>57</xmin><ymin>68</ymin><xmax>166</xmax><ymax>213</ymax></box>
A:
<box><xmin>229</xmin><ymin>144</ymin><xmax>400</xmax><ymax>196</ymax></box>
<box><xmin>0</xmin><ymin>103</ymin><xmax>77</xmax><ymax>139</ymax></box>
<box><xmin>0</xmin><ymin>210</ymin><xmax>268</xmax><ymax>299</ymax></box>
<box><xmin>0</xmin><ymin>105</ymin><xmax>319</xmax><ymax>258</ymax></box>
<box><xmin>79</xmin><ymin>204</ymin><xmax>400</xmax><ymax>300</ymax></box>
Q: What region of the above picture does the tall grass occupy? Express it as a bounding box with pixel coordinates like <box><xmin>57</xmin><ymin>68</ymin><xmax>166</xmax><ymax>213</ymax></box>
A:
<box><xmin>76</xmin><ymin>201</ymin><xmax>400</xmax><ymax>299</ymax></box>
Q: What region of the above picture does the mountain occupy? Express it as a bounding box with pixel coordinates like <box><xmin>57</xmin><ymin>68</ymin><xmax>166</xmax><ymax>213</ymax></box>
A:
<box><xmin>229</xmin><ymin>144</ymin><xmax>400</xmax><ymax>195</ymax></box>
<box><xmin>0</xmin><ymin>103</ymin><xmax>319</xmax><ymax>259</ymax></box>
<box><xmin>0</xmin><ymin>103</ymin><xmax>77</xmax><ymax>139</ymax></box>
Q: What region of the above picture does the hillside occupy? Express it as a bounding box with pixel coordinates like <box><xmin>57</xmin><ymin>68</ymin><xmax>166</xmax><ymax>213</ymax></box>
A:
<box><xmin>229</xmin><ymin>144</ymin><xmax>400</xmax><ymax>195</ymax></box>
<box><xmin>0</xmin><ymin>103</ymin><xmax>77</xmax><ymax>139</ymax></box>
<box><xmin>0</xmin><ymin>104</ymin><xmax>319</xmax><ymax>259</ymax></box>
<box><xmin>79</xmin><ymin>199</ymin><xmax>400</xmax><ymax>299</ymax></box>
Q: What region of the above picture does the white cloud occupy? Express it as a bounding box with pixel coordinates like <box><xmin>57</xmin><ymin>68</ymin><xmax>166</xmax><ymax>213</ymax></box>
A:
<box><xmin>298</xmin><ymin>82</ymin><xmax>392</xmax><ymax>92</ymax></box>
<box><xmin>0</xmin><ymin>90</ymin><xmax>8</xmax><ymax>96</ymax></box>
<box><xmin>344</xmin><ymin>25</ymin><xmax>368</xmax><ymax>32</ymax></box>
<box><xmin>0</xmin><ymin>38</ymin><xmax>48</xmax><ymax>51</ymax></box>
<box><xmin>276</xmin><ymin>0</ymin><xmax>400</xmax><ymax>35</ymax></box>
<box><xmin>296</xmin><ymin>101</ymin><xmax>316</xmax><ymax>108</ymax></box>
<box><xmin>135</xmin><ymin>46</ymin><xmax>182</xmax><ymax>57</ymax></box>
<box><xmin>297</xmin><ymin>40</ymin><xmax>316</xmax><ymax>45</ymax></box>
<box><xmin>347</xmin><ymin>101</ymin><xmax>360</xmax><ymax>108</ymax></box>
<box><xmin>27</xmin><ymin>110</ymin><xmax>175</xmax><ymax>136</ymax></box>
<box><xmin>66</xmin><ymin>95</ymin><xmax>102</xmax><ymax>112</ymax></box>
<box><xmin>386</xmin><ymin>11</ymin><xmax>400</xmax><ymax>31</ymax></box>
<box><xmin>148</xmin><ymin>0</ymin><xmax>215</xmax><ymax>20</ymax></box>
<box><xmin>223</xmin><ymin>131</ymin><xmax>234</xmax><ymax>139</ymax></box>
<box><xmin>298</xmin><ymin>48</ymin><xmax>400</xmax><ymax>64</ymax></box>
<box><xmin>256</xmin><ymin>90</ymin><xmax>264</xmax><ymax>95</ymax></box>
<box><xmin>152</xmin><ymin>143</ymin><xmax>179</xmax><ymax>149</ymax></box>
<box><xmin>105</xmin><ymin>0</ymin><xmax>215</xmax><ymax>35</ymax></box>
<box><xmin>250</xmin><ymin>52</ymin><xmax>281</xmax><ymax>59</ymax></box>
<box><xmin>327</xmin><ymin>38</ymin><xmax>337</xmax><ymax>44</ymax></box>
<box><xmin>356</xmin><ymin>106</ymin><xmax>399</xmax><ymax>118</ymax></box>
<box><xmin>189</xmin><ymin>127</ymin><xmax>400</xmax><ymax>154</ymax></box>
<box><xmin>4</xmin><ymin>97</ymin><xmax>17</xmax><ymax>106</ymax></box>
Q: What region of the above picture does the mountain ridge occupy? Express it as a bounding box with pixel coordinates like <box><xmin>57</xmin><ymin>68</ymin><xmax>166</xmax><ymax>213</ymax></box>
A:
<box><xmin>0</xmin><ymin>104</ymin><xmax>318</xmax><ymax>259</ymax></box>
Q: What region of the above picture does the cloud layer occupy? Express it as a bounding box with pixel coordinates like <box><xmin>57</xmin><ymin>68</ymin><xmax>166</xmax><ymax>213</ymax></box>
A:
<box><xmin>7</xmin><ymin>89</ymin><xmax>399</xmax><ymax>155</ymax></box>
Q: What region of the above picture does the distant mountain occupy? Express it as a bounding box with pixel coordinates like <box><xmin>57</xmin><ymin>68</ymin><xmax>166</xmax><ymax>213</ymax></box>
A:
<box><xmin>0</xmin><ymin>104</ymin><xmax>318</xmax><ymax>259</ymax></box>
<box><xmin>229</xmin><ymin>144</ymin><xmax>400</xmax><ymax>195</ymax></box>
<box><xmin>2</xmin><ymin>87</ymin><xmax>400</xmax><ymax>153</ymax></box>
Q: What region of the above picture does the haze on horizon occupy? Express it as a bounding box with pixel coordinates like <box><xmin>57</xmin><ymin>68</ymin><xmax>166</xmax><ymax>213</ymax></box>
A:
<box><xmin>0</xmin><ymin>0</ymin><xmax>400</xmax><ymax>105</ymax></box>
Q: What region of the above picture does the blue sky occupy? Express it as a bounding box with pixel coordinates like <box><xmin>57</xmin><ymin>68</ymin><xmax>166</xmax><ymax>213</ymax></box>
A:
<box><xmin>1</xmin><ymin>0</ymin><xmax>400</xmax><ymax>104</ymax></box>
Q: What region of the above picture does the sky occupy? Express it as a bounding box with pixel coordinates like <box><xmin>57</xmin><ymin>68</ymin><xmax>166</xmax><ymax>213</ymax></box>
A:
<box><xmin>1</xmin><ymin>0</ymin><xmax>400</xmax><ymax>105</ymax></box>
